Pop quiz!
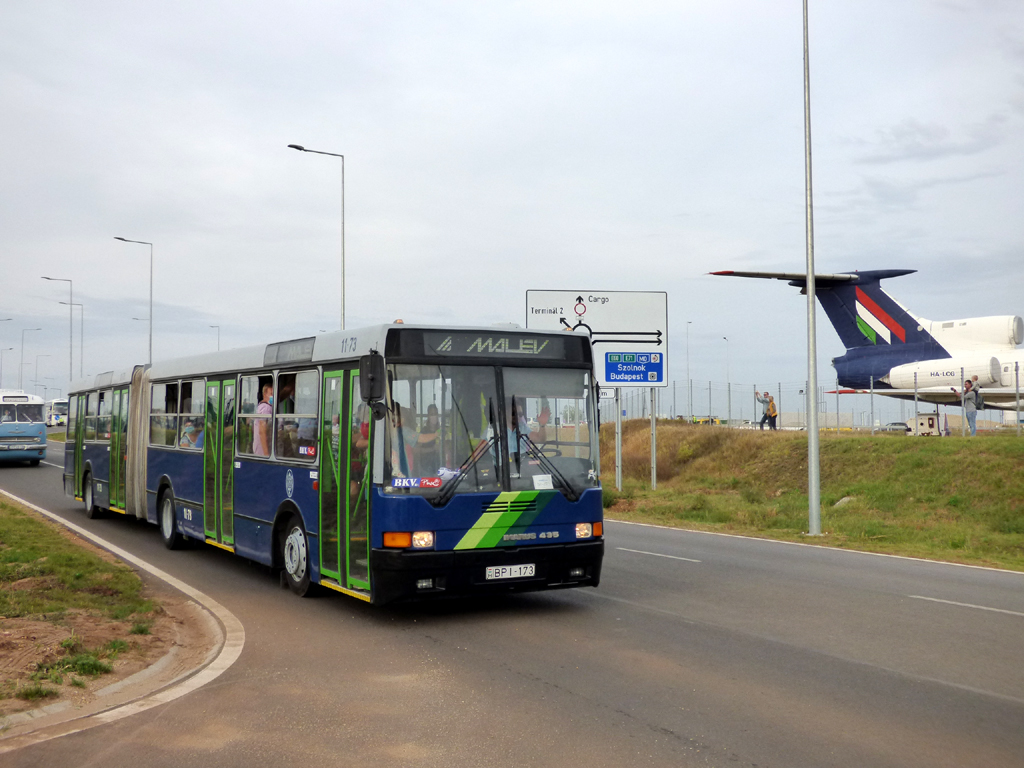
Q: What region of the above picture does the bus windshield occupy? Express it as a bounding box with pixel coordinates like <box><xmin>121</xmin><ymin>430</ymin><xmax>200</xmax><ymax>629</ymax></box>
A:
<box><xmin>0</xmin><ymin>404</ymin><xmax>45</xmax><ymax>423</ymax></box>
<box><xmin>384</xmin><ymin>364</ymin><xmax>598</xmax><ymax>501</ymax></box>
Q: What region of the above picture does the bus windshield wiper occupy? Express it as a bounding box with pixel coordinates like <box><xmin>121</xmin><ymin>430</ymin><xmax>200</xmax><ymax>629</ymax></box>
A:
<box><xmin>434</xmin><ymin>396</ymin><xmax>500</xmax><ymax>507</ymax></box>
<box><xmin>510</xmin><ymin>395</ymin><xmax>579</xmax><ymax>502</ymax></box>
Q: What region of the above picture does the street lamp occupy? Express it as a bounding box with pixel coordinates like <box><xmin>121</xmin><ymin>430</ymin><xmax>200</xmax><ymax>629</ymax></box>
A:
<box><xmin>115</xmin><ymin>237</ymin><xmax>154</xmax><ymax>364</ymax></box>
<box><xmin>41</xmin><ymin>276</ymin><xmax>73</xmax><ymax>379</ymax></box>
<box><xmin>210</xmin><ymin>325</ymin><xmax>220</xmax><ymax>351</ymax></box>
<box><xmin>59</xmin><ymin>301</ymin><xmax>84</xmax><ymax>378</ymax></box>
<box><xmin>288</xmin><ymin>144</ymin><xmax>346</xmax><ymax>331</ymax></box>
<box><xmin>34</xmin><ymin>354</ymin><xmax>50</xmax><ymax>391</ymax></box>
<box><xmin>0</xmin><ymin>347</ymin><xmax>12</xmax><ymax>388</ymax></box>
<box><xmin>19</xmin><ymin>328</ymin><xmax>41</xmax><ymax>390</ymax></box>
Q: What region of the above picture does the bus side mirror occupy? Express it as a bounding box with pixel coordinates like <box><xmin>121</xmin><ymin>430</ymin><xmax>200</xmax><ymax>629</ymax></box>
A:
<box><xmin>359</xmin><ymin>352</ymin><xmax>386</xmax><ymax>404</ymax></box>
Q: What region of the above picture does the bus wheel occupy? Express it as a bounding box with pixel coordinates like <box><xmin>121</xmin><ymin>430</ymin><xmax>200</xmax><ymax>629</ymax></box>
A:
<box><xmin>159</xmin><ymin>491</ymin><xmax>184</xmax><ymax>550</ymax></box>
<box><xmin>83</xmin><ymin>473</ymin><xmax>102</xmax><ymax>519</ymax></box>
<box><xmin>280</xmin><ymin>515</ymin><xmax>313</xmax><ymax>597</ymax></box>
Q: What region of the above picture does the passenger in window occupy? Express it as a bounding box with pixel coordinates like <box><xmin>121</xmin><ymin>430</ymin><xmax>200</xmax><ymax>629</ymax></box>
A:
<box><xmin>253</xmin><ymin>382</ymin><xmax>273</xmax><ymax>456</ymax></box>
<box><xmin>179</xmin><ymin>418</ymin><xmax>204</xmax><ymax>449</ymax></box>
<box><xmin>278</xmin><ymin>379</ymin><xmax>295</xmax><ymax>415</ymax></box>
<box><xmin>415</xmin><ymin>404</ymin><xmax>441</xmax><ymax>475</ymax></box>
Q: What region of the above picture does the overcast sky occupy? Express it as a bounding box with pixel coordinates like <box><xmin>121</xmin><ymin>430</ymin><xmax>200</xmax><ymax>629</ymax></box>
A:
<box><xmin>2</xmin><ymin>1</ymin><xmax>1022</xmax><ymax>422</ymax></box>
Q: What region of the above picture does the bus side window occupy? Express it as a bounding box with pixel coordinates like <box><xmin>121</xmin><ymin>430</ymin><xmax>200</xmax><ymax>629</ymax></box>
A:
<box><xmin>85</xmin><ymin>391</ymin><xmax>98</xmax><ymax>441</ymax></box>
<box><xmin>179</xmin><ymin>379</ymin><xmax>206</xmax><ymax>450</ymax></box>
<box><xmin>237</xmin><ymin>375</ymin><xmax>273</xmax><ymax>457</ymax></box>
<box><xmin>97</xmin><ymin>390</ymin><xmax>112</xmax><ymax>441</ymax></box>
<box><xmin>67</xmin><ymin>395</ymin><xmax>78</xmax><ymax>439</ymax></box>
<box><xmin>149</xmin><ymin>382</ymin><xmax>179</xmax><ymax>447</ymax></box>
<box><xmin>275</xmin><ymin>370</ymin><xmax>318</xmax><ymax>461</ymax></box>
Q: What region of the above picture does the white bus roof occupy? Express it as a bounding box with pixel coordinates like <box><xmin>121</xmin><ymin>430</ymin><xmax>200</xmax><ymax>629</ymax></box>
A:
<box><xmin>69</xmin><ymin>323</ymin><xmax>581</xmax><ymax>392</ymax></box>
<box><xmin>0</xmin><ymin>390</ymin><xmax>44</xmax><ymax>404</ymax></box>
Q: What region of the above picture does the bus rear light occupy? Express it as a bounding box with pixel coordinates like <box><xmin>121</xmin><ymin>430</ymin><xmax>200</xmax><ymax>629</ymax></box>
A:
<box><xmin>569</xmin><ymin>567</ymin><xmax>585</xmax><ymax>578</ymax></box>
<box><xmin>575</xmin><ymin>523</ymin><xmax>593</xmax><ymax>539</ymax></box>
<box><xmin>416</xmin><ymin>578</ymin><xmax>434</xmax><ymax>589</ymax></box>
<box><xmin>383</xmin><ymin>532</ymin><xmax>412</xmax><ymax>548</ymax></box>
<box><xmin>412</xmin><ymin>531</ymin><xmax>434</xmax><ymax>549</ymax></box>
<box><xmin>593</xmin><ymin>522</ymin><xmax>602</xmax><ymax>537</ymax></box>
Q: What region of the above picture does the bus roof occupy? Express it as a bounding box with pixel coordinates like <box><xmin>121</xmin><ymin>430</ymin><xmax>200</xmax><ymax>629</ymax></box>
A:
<box><xmin>69</xmin><ymin>323</ymin><xmax>586</xmax><ymax>391</ymax></box>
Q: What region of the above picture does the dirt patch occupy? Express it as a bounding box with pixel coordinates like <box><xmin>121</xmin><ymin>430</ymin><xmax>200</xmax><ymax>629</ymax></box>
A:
<box><xmin>0</xmin><ymin>591</ymin><xmax>207</xmax><ymax>719</ymax></box>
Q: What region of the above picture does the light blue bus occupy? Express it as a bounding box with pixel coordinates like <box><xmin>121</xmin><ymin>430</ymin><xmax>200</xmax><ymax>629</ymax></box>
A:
<box><xmin>64</xmin><ymin>325</ymin><xmax>604</xmax><ymax>604</ymax></box>
<box><xmin>0</xmin><ymin>391</ymin><xmax>47</xmax><ymax>466</ymax></box>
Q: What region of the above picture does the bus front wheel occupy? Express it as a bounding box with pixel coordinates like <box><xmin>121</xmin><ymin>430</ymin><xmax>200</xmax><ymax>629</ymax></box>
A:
<box><xmin>159</xmin><ymin>491</ymin><xmax>184</xmax><ymax>550</ymax></box>
<box><xmin>83</xmin><ymin>473</ymin><xmax>102</xmax><ymax>519</ymax></box>
<box><xmin>280</xmin><ymin>515</ymin><xmax>313</xmax><ymax>597</ymax></box>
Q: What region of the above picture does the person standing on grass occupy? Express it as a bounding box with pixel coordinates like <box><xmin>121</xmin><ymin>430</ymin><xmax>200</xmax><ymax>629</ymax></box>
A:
<box><xmin>756</xmin><ymin>389</ymin><xmax>771</xmax><ymax>431</ymax></box>
<box><xmin>951</xmin><ymin>379</ymin><xmax>978</xmax><ymax>436</ymax></box>
<box><xmin>767</xmin><ymin>396</ymin><xmax>778</xmax><ymax>431</ymax></box>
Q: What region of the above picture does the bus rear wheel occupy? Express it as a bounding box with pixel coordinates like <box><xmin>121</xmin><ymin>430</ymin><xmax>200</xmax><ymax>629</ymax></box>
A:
<box><xmin>83</xmin><ymin>473</ymin><xmax>102</xmax><ymax>519</ymax></box>
<box><xmin>280</xmin><ymin>514</ymin><xmax>314</xmax><ymax>597</ymax></box>
<box><xmin>159</xmin><ymin>491</ymin><xmax>184</xmax><ymax>550</ymax></box>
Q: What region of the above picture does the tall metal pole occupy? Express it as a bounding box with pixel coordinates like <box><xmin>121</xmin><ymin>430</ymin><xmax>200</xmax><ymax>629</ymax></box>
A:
<box><xmin>723</xmin><ymin>336</ymin><xmax>730</xmax><ymax>426</ymax></box>
<box><xmin>115</xmin><ymin>238</ymin><xmax>154</xmax><ymax>364</ymax></box>
<box><xmin>914</xmin><ymin>372</ymin><xmax>919</xmax><ymax>436</ymax></box>
<box><xmin>289</xmin><ymin>145</ymin><xmax>346</xmax><ymax>330</ymax></box>
<box><xmin>210</xmin><ymin>325</ymin><xmax>220</xmax><ymax>351</ymax></box>
<box><xmin>59</xmin><ymin>301</ymin><xmax>84</xmax><ymax>379</ymax></box>
<box><xmin>802</xmin><ymin>0</ymin><xmax>821</xmax><ymax>535</ymax></box>
<box><xmin>615</xmin><ymin>388</ymin><xmax>622</xmax><ymax>491</ymax></box>
<box><xmin>836</xmin><ymin>376</ymin><xmax>840</xmax><ymax>432</ymax></box>
<box><xmin>685</xmin><ymin>321</ymin><xmax>692</xmax><ymax>419</ymax></box>
<box><xmin>960</xmin><ymin>366</ymin><xmax>966</xmax><ymax>437</ymax></box>
<box><xmin>870</xmin><ymin>375</ymin><xmax>875</xmax><ymax>435</ymax></box>
<box><xmin>19</xmin><ymin>328</ymin><xmax>40</xmax><ymax>391</ymax></box>
<box><xmin>34</xmin><ymin>354</ymin><xmax>49</xmax><ymax>390</ymax></box>
<box><xmin>1016</xmin><ymin>362</ymin><xmax>1020</xmax><ymax>437</ymax></box>
<box><xmin>41</xmin><ymin>277</ymin><xmax>72</xmax><ymax>380</ymax></box>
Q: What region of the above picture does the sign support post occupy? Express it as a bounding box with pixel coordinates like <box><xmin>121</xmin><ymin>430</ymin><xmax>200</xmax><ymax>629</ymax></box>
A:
<box><xmin>650</xmin><ymin>387</ymin><xmax>657</xmax><ymax>489</ymax></box>
<box><xmin>615</xmin><ymin>388</ymin><xmax>623</xmax><ymax>491</ymax></box>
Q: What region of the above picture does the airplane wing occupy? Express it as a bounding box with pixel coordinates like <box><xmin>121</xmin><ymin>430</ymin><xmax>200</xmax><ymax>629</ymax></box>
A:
<box><xmin>710</xmin><ymin>270</ymin><xmax>859</xmax><ymax>283</ymax></box>
<box><xmin>829</xmin><ymin>388</ymin><xmax>1024</xmax><ymax>410</ymax></box>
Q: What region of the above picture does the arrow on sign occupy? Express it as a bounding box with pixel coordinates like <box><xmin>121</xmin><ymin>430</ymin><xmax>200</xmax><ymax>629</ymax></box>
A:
<box><xmin>591</xmin><ymin>329</ymin><xmax>663</xmax><ymax>346</ymax></box>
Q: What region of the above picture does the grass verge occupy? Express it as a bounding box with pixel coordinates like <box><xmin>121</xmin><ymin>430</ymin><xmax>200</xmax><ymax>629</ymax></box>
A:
<box><xmin>601</xmin><ymin>421</ymin><xmax>1024</xmax><ymax>571</ymax></box>
<box><xmin>0</xmin><ymin>496</ymin><xmax>160</xmax><ymax>710</ymax></box>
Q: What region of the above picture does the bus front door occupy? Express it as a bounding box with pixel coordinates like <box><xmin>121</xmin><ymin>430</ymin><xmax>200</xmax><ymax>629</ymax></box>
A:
<box><xmin>72</xmin><ymin>395</ymin><xmax>85</xmax><ymax>499</ymax></box>
<box><xmin>109</xmin><ymin>387</ymin><xmax>129</xmax><ymax>511</ymax></box>
<box><xmin>203</xmin><ymin>379</ymin><xmax>236</xmax><ymax>549</ymax></box>
<box><xmin>320</xmin><ymin>370</ymin><xmax>371</xmax><ymax>596</ymax></box>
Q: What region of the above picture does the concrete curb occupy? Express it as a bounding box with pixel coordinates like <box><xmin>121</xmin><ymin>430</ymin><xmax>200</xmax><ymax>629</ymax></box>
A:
<box><xmin>0</xmin><ymin>489</ymin><xmax>246</xmax><ymax>753</ymax></box>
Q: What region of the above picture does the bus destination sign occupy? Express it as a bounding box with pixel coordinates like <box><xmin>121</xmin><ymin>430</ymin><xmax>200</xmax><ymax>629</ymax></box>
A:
<box><xmin>423</xmin><ymin>332</ymin><xmax>566</xmax><ymax>359</ymax></box>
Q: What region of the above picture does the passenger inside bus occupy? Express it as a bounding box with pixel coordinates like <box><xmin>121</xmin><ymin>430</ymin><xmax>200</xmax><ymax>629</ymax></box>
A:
<box><xmin>253</xmin><ymin>381</ymin><xmax>273</xmax><ymax>456</ymax></box>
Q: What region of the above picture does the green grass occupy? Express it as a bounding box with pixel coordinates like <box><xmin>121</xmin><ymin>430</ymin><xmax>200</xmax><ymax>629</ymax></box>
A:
<box><xmin>602</xmin><ymin>421</ymin><xmax>1024</xmax><ymax>571</ymax></box>
<box><xmin>0</xmin><ymin>499</ymin><xmax>154</xmax><ymax>620</ymax></box>
<box><xmin>47</xmin><ymin>431</ymin><xmax>67</xmax><ymax>443</ymax></box>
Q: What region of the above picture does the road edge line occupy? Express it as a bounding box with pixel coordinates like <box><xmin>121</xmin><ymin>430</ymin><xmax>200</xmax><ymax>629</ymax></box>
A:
<box><xmin>0</xmin><ymin>489</ymin><xmax>246</xmax><ymax>751</ymax></box>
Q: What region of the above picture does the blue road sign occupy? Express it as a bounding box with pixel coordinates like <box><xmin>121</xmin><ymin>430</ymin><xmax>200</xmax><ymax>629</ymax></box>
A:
<box><xmin>605</xmin><ymin>352</ymin><xmax>664</xmax><ymax>384</ymax></box>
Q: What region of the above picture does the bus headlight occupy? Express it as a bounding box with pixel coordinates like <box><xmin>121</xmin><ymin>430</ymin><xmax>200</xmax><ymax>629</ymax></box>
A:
<box><xmin>575</xmin><ymin>523</ymin><xmax>593</xmax><ymax>539</ymax></box>
<box><xmin>412</xmin><ymin>531</ymin><xmax>435</xmax><ymax>549</ymax></box>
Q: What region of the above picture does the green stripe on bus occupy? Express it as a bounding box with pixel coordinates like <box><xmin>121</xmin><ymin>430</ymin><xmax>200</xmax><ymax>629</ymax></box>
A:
<box><xmin>454</xmin><ymin>490</ymin><xmax>555</xmax><ymax>550</ymax></box>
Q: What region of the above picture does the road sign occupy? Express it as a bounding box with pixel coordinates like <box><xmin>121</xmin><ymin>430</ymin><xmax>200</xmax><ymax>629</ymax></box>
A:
<box><xmin>525</xmin><ymin>290</ymin><xmax>668</xmax><ymax>388</ymax></box>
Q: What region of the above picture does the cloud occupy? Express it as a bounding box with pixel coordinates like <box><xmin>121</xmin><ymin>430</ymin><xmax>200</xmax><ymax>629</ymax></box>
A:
<box><xmin>854</xmin><ymin>114</ymin><xmax>1009</xmax><ymax>164</ymax></box>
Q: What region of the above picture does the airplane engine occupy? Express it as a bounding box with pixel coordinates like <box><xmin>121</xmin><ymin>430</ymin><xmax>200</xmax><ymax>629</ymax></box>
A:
<box><xmin>883</xmin><ymin>356</ymin><xmax>1000</xmax><ymax>389</ymax></box>
<box><xmin>927</xmin><ymin>315</ymin><xmax>1023</xmax><ymax>348</ymax></box>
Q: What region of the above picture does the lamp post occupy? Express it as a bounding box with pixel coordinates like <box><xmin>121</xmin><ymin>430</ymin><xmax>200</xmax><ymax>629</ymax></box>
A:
<box><xmin>59</xmin><ymin>301</ymin><xmax>84</xmax><ymax>378</ymax></box>
<box><xmin>41</xmin><ymin>276</ymin><xmax>73</xmax><ymax>379</ymax></box>
<box><xmin>0</xmin><ymin>347</ymin><xmax>12</xmax><ymax>389</ymax></box>
<box><xmin>114</xmin><ymin>237</ymin><xmax>154</xmax><ymax>364</ymax></box>
<box><xmin>210</xmin><ymin>325</ymin><xmax>220</xmax><ymax>351</ymax></box>
<box><xmin>34</xmin><ymin>354</ymin><xmax>50</xmax><ymax>391</ymax></box>
<box><xmin>686</xmin><ymin>321</ymin><xmax>692</xmax><ymax>421</ymax></box>
<box><xmin>288</xmin><ymin>144</ymin><xmax>345</xmax><ymax>330</ymax></box>
<box><xmin>19</xmin><ymin>328</ymin><xmax>41</xmax><ymax>390</ymax></box>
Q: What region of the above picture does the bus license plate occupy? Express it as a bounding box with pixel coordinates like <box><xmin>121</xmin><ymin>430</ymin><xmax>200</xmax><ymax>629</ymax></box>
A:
<box><xmin>485</xmin><ymin>564</ymin><xmax>535</xmax><ymax>580</ymax></box>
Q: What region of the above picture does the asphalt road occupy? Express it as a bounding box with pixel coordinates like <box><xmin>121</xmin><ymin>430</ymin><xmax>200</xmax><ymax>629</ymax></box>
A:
<box><xmin>2</xmin><ymin>454</ymin><xmax>1023</xmax><ymax>767</ymax></box>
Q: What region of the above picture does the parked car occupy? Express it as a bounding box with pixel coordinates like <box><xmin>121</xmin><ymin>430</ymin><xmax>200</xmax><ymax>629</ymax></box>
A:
<box><xmin>879</xmin><ymin>421</ymin><xmax>911</xmax><ymax>433</ymax></box>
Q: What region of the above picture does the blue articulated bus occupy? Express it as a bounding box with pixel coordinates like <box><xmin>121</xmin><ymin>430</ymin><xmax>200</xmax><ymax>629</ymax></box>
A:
<box><xmin>65</xmin><ymin>324</ymin><xmax>604</xmax><ymax>604</ymax></box>
<box><xmin>0</xmin><ymin>391</ymin><xmax>47</xmax><ymax>465</ymax></box>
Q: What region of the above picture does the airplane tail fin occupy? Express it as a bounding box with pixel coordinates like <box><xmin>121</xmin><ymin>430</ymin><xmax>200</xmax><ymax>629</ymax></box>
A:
<box><xmin>712</xmin><ymin>269</ymin><xmax>937</xmax><ymax>351</ymax></box>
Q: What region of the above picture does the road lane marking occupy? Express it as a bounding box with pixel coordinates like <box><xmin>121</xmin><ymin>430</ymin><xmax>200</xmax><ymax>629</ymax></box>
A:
<box><xmin>606</xmin><ymin>518</ymin><xmax>1024</xmax><ymax>577</ymax></box>
<box><xmin>616</xmin><ymin>547</ymin><xmax>700</xmax><ymax>563</ymax></box>
<box><xmin>41</xmin><ymin>460</ymin><xmax>63</xmax><ymax>469</ymax></box>
<box><xmin>0</xmin><ymin>489</ymin><xmax>246</xmax><ymax>752</ymax></box>
<box><xmin>908</xmin><ymin>595</ymin><xmax>1024</xmax><ymax>618</ymax></box>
